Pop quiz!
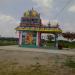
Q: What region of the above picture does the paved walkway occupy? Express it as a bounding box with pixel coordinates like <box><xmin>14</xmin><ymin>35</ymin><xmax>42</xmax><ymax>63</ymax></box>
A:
<box><xmin>0</xmin><ymin>45</ymin><xmax>75</xmax><ymax>55</ymax></box>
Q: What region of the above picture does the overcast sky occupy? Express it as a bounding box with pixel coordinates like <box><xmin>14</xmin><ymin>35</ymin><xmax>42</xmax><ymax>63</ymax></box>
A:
<box><xmin>0</xmin><ymin>0</ymin><xmax>75</xmax><ymax>37</ymax></box>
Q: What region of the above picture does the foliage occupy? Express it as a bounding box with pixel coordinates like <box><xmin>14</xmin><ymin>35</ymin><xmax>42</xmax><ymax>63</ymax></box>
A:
<box><xmin>47</xmin><ymin>35</ymin><xmax>54</xmax><ymax>41</ymax></box>
<box><xmin>58</xmin><ymin>40</ymin><xmax>75</xmax><ymax>48</ymax></box>
<box><xmin>0</xmin><ymin>37</ymin><xmax>18</xmax><ymax>46</ymax></box>
<box><xmin>41</xmin><ymin>39</ymin><xmax>75</xmax><ymax>48</ymax></box>
<box><xmin>62</xmin><ymin>32</ymin><xmax>75</xmax><ymax>41</ymax></box>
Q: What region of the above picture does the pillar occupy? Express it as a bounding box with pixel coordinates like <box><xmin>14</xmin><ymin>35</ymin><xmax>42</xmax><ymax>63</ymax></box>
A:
<box><xmin>54</xmin><ymin>34</ymin><xmax>58</xmax><ymax>48</ymax></box>
<box><xmin>19</xmin><ymin>31</ymin><xmax>22</xmax><ymax>46</ymax></box>
<box><xmin>36</xmin><ymin>32</ymin><xmax>41</xmax><ymax>47</ymax></box>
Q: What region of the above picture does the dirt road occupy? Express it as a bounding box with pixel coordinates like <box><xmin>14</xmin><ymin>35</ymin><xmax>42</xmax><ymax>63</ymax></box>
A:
<box><xmin>0</xmin><ymin>45</ymin><xmax>75</xmax><ymax>55</ymax></box>
<box><xmin>0</xmin><ymin>45</ymin><xmax>75</xmax><ymax>75</ymax></box>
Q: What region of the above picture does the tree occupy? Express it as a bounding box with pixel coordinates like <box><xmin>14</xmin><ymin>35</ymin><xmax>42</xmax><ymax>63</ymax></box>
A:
<box><xmin>62</xmin><ymin>32</ymin><xmax>70</xmax><ymax>41</ymax></box>
<box><xmin>47</xmin><ymin>35</ymin><xmax>54</xmax><ymax>41</ymax></box>
<box><xmin>62</xmin><ymin>32</ymin><xmax>75</xmax><ymax>41</ymax></box>
<box><xmin>62</xmin><ymin>32</ymin><xmax>75</xmax><ymax>48</ymax></box>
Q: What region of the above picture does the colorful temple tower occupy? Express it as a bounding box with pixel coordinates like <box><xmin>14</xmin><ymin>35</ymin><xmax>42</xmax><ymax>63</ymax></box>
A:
<box><xmin>16</xmin><ymin>8</ymin><xmax>62</xmax><ymax>48</ymax></box>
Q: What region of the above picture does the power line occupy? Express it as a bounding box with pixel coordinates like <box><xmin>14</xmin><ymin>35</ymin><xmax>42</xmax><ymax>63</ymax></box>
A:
<box><xmin>54</xmin><ymin>0</ymin><xmax>72</xmax><ymax>19</ymax></box>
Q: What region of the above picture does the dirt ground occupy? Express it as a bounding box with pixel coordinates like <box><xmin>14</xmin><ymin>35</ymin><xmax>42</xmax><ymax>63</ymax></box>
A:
<box><xmin>0</xmin><ymin>49</ymin><xmax>75</xmax><ymax>75</ymax></box>
<box><xmin>0</xmin><ymin>49</ymin><xmax>66</xmax><ymax>66</ymax></box>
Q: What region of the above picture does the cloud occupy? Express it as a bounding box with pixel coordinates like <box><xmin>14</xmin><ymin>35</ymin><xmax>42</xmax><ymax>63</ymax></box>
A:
<box><xmin>32</xmin><ymin>0</ymin><xmax>53</xmax><ymax>10</ymax></box>
<box><xmin>69</xmin><ymin>5</ymin><xmax>75</xmax><ymax>12</ymax></box>
<box><xmin>0</xmin><ymin>14</ymin><xmax>18</xmax><ymax>37</ymax></box>
<box><xmin>61</xmin><ymin>22</ymin><xmax>75</xmax><ymax>32</ymax></box>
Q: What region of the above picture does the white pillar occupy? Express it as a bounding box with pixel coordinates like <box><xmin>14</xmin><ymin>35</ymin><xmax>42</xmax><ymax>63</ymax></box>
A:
<box><xmin>36</xmin><ymin>32</ymin><xmax>41</xmax><ymax>47</ymax></box>
<box><xmin>36</xmin><ymin>32</ymin><xmax>38</xmax><ymax>46</ymax></box>
<box><xmin>19</xmin><ymin>31</ymin><xmax>22</xmax><ymax>46</ymax></box>
<box><xmin>55</xmin><ymin>34</ymin><xmax>58</xmax><ymax>48</ymax></box>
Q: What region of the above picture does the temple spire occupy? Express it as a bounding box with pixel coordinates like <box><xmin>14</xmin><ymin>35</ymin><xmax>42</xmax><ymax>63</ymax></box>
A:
<box><xmin>48</xmin><ymin>21</ymin><xmax>51</xmax><ymax>27</ymax></box>
<box><xmin>32</xmin><ymin>7</ymin><xmax>34</xmax><ymax>10</ymax></box>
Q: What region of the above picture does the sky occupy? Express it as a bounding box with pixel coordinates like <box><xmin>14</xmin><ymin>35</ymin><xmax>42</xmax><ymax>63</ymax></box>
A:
<box><xmin>0</xmin><ymin>0</ymin><xmax>75</xmax><ymax>37</ymax></box>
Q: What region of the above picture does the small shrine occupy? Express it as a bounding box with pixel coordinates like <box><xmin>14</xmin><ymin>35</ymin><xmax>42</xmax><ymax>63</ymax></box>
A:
<box><xmin>16</xmin><ymin>8</ymin><xmax>62</xmax><ymax>48</ymax></box>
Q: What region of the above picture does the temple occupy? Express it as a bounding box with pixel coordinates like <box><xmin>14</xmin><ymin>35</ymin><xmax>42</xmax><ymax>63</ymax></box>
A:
<box><xmin>16</xmin><ymin>8</ymin><xmax>62</xmax><ymax>48</ymax></box>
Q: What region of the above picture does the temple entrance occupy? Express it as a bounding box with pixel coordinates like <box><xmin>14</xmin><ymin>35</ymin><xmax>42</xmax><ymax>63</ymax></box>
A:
<box><xmin>20</xmin><ymin>31</ymin><xmax>58</xmax><ymax>48</ymax></box>
<box><xmin>41</xmin><ymin>33</ymin><xmax>58</xmax><ymax>48</ymax></box>
<box><xmin>41</xmin><ymin>33</ymin><xmax>54</xmax><ymax>48</ymax></box>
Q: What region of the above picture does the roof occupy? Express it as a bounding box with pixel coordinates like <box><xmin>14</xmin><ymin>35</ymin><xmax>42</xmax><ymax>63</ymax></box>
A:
<box><xmin>16</xmin><ymin>26</ymin><xmax>62</xmax><ymax>33</ymax></box>
<box><xmin>24</xmin><ymin>8</ymin><xmax>40</xmax><ymax>18</ymax></box>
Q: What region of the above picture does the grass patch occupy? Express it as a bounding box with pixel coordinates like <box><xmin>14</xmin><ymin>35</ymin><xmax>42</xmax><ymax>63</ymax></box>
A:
<box><xmin>58</xmin><ymin>40</ymin><xmax>75</xmax><ymax>49</ymax></box>
<box><xmin>0</xmin><ymin>37</ymin><xmax>18</xmax><ymax>46</ymax></box>
<box><xmin>0</xmin><ymin>40</ymin><xmax>18</xmax><ymax>46</ymax></box>
<box><xmin>64</xmin><ymin>56</ymin><xmax>75</xmax><ymax>68</ymax></box>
